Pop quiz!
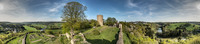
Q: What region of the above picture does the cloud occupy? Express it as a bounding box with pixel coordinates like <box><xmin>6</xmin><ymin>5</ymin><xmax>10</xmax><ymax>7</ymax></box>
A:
<box><xmin>127</xmin><ymin>0</ymin><xmax>137</xmax><ymax>8</ymax></box>
<box><xmin>197</xmin><ymin>4</ymin><xmax>200</xmax><ymax>10</ymax></box>
<box><xmin>112</xmin><ymin>8</ymin><xmax>120</xmax><ymax>13</ymax></box>
<box><xmin>149</xmin><ymin>5</ymin><xmax>156</xmax><ymax>11</ymax></box>
<box><xmin>0</xmin><ymin>3</ymin><xmax>3</xmax><ymax>10</ymax></box>
<box><xmin>149</xmin><ymin>12</ymin><xmax>153</xmax><ymax>15</ymax></box>
<box><xmin>152</xmin><ymin>0</ymin><xmax>200</xmax><ymax>22</ymax></box>
<box><xmin>125</xmin><ymin>0</ymin><xmax>200</xmax><ymax>22</ymax></box>
<box><xmin>49</xmin><ymin>2</ymin><xmax>66</xmax><ymax>12</ymax></box>
<box><xmin>0</xmin><ymin>0</ymin><xmax>63</xmax><ymax>22</ymax></box>
<box><xmin>115</xmin><ymin>10</ymin><xmax>120</xmax><ymax>13</ymax></box>
<box><xmin>126</xmin><ymin>11</ymin><xmax>143</xmax><ymax>15</ymax></box>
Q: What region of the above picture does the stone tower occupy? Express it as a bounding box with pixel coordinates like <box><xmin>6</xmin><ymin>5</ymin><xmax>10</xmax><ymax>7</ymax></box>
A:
<box><xmin>97</xmin><ymin>15</ymin><xmax>103</xmax><ymax>26</ymax></box>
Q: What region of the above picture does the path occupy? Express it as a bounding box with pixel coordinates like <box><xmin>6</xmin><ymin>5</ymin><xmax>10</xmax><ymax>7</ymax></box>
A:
<box><xmin>117</xmin><ymin>24</ymin><xmax>124</xmax><ymax>44</ymax></box>
<box><xmin>31</xmin><ymin>39</ymin><xmax>42</xmax><ymax>43</ymax></box>
<box><xmin>22</xmin><ymin>33</ymin><xmax>28</xmax><ymax>44</ymax></box>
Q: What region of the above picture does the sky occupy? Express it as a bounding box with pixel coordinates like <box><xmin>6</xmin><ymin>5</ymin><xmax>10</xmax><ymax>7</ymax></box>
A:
<box><xmin>0</xmin><ymin>0</ymin><xmax>200</xmax><ymax>22</ymax></box>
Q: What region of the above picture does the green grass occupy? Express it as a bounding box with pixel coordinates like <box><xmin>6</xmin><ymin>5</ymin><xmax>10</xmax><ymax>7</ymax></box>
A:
<box><xmin>186</xmin><ymin>24</ymin><xmax>200</xmax><ymax>31</ymax></box>
<box><xmin>7</xmin><ymin>36</ymin><xmax>24</xmax><ymax>44</ymax></box>
<box><xmin>123</xmin><ymin>32</ymin><xmax>131</xmax><ymax>44</ymax></box>
<box><xmin>44</xmin><ymin>36</ymin><xmax>70</xmax><ymax>44</ymax></box>
<box><xmin>26</xmin><ymin>33</ymin><xmax>52</xmax><ymax>44</ymax></box>
<box><xmin>31</xmin><ymin>24</ymin><xmax>46</xmax><ymax>28</ymax></box>
<box><xmin>158</xmin><ymin>34</ymin><xmax>200</xmax><ymax>44</ymax></box>
<box><xmin>26</xmin><ymin>33</ymin><xmax>69</xmax><ymax>44</ymax></box>
<box><xmin>166</xmin><ymin>23</ymin><xmax>200</xmax><ymax>31</ymax></box>
<box><xmin>45</xmin><ymin>29</ymin><xmax>62</xmax><ymax>36</ymax></box>
<box><xmin>166</xmin><ymin>23</ymin><xmax>185</xmax><ymax>30</ymax></box>
<box><xmin>23</xmin><ymin>26</ymin><xmax>37</xmax><ymax>31</ymax></box>
<box><xmin>84</xmin><ymin>26</ymin><xmax>119</xmax><ymax>44</ymax></box>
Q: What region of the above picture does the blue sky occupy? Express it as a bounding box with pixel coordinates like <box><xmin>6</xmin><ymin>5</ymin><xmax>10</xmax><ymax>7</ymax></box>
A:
<box><xmin>0</xmin><ymin>0</ymin><xmax>200</xmax><ymax>22</ymax></box>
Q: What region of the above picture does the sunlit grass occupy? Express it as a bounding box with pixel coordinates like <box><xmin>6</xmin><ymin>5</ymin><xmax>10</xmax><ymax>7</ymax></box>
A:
<box><xmin>23</xmin><ymin>26</ymin><xmax>37</xmax><ymax>31</ymax></box>
<box><xmin>166</xmin><ymin>23</ymin><xmax>200</xmax><ymax>31</ymax></box>
<box><xmin>84</xmin><ymin>26</ymin><xmax>119</xmax><ymax>44</ymax></box>
<box><xmin>7</xmin><ymin>36</ymin><xmax>24</xmax><ymax>44</ymax></box>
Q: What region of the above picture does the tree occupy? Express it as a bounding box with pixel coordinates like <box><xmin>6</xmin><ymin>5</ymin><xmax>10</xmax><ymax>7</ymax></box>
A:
<box><xmin>89</xmin><ymin>19</ymin><xmax>100</xmax><ymax>27</ymax></box>
<box><xmin>105</xmin><ymin>17</ymin><xmax>117</xmax><ymax>26</ymax></box>
<box><xmin>80</xmin><ymin>20</ymin><xmax>91</xmax><ymax>29</ymax></box>
<box><xmin>61</xmin><ymin>2</ymin><xmax>87</xmax><ymax>44</ymax></box>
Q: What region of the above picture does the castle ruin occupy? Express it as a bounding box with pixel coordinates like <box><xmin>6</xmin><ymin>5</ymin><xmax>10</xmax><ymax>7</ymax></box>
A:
<box><xmin>97</xmin><ymin>15</ymin><xmax>103</xmax><ymax>26</ymax></box>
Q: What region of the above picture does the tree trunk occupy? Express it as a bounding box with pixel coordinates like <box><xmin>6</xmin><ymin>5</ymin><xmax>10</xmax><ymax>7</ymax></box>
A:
<box><xmin>70</xmin><ymin>28</ymin><xmax>74</xmax><ymax>44</ymax></box>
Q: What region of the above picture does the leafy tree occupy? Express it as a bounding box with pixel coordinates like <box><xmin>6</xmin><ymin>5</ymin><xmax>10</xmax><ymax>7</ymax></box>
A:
<box><xmin>80</xmin><ymin>20</ymin><xmax>91</xmax><ymax>29</ymax></box>
<box><xmin>61</xmin><ymin>1</ymin><xmax>87</xmax><ymax>44</ymax></box>
<box><xmin>89</xmin><ymin>19</ymin><xmax>100</xmax><ymax>27</ymax></box>
<box><xmin>105</xmin><ymin>17</ymin><xmax>117</xmax><ymax>26</ymax></box>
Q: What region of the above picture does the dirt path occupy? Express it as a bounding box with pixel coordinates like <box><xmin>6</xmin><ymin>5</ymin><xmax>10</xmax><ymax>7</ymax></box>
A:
<box><xmin>22</xmin><ymin>33</ymin><xmax>28</xmax><ymax>44</ymax></box>
<box><xmin>31</xmin><ymin>39</ymin><xmax>42</xmax><ymax>43</ymax></box>
<box><xmin>44</xmin><ymin>34</ymin><xmax>55</xmax><ymax>37</ymax></box>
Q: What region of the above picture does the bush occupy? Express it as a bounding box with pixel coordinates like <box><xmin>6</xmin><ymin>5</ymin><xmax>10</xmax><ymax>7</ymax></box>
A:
<box><xmin>190</xmin><ymin>39</ymin><xmax>200</xmax><ymax>44</ymax></box>
<box><xmin>89</xmin><ymin>19</ymin><xmax>100</xmax><ymax>27</ymax></box>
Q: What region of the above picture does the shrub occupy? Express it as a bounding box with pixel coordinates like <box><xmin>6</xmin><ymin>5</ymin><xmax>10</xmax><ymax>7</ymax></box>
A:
<box><xmin>190</xmin><ymin>39</ymin><xmax>200</xmax><ymax>44</ymax></box>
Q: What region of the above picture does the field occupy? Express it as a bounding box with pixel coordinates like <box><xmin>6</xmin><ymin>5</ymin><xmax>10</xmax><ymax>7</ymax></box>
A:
<box><xmin>7</xmin><ymin>35</ymin><xmax>24</xmax><ymax>44</ymax></box>
<box><xmin>165</xmin><ymin>23</ymin><xmax>200</xmax><ymax>31</ymax></box>
<box><xmin>84</xmin><ymin>26</ymin><xmax>119</xmax><ymax>44</ymax></box>
<box><xmin>23</xmin><ymin>26</ymin><xmax>38</xmax><ymax>31</ymax></box>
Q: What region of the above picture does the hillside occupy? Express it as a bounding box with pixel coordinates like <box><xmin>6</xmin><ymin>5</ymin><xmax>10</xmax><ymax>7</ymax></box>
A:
<box><xmin>84</xmin><ymin>26</ymin><xmax>119</xmax><ymax>44</ymax></box>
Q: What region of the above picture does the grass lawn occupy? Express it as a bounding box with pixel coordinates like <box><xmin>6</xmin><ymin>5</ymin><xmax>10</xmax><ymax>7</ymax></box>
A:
<box><xmin>31</xmin><ymin>24</ymin><xmax>46</xmax><ymax>28</ymax></box>
<box><xmin>7</xmin><ymin>36</ymin><xmax>24</xmax><ymax>44</ymax></box>
<box><xmin>84</xmin><ymin>26</ymin><xmax>119</xmax><ymax>44</ymax></box>
<box><xmin>166</xmin><ymin>23</ymin><xmax>200</xmax><ymax>31</ymax></box>
<box><xmin>23</xmin><ymin>26</ymin><xmax>37</xmax><ymax>31</ymax></box>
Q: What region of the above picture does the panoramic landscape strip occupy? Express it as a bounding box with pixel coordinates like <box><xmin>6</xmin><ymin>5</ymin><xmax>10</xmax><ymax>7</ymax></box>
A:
<box><xmin>1</xmin><ymin>0</ymin><xmax>200</xmax><ymax>44</ymax></box>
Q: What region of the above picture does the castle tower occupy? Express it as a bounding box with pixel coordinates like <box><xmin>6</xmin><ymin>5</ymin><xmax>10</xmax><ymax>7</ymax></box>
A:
<box><xmin>97</xmin><ymin>15</ymin><xmax>103</xmax><ymax>26</ymax></box>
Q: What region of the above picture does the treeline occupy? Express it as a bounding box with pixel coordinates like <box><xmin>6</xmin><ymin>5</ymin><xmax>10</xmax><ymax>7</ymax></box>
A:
<box><xmin>158</xmin><ymin>23</ymin><xmax>200</xmax><ymax>37</ymax></box>
<box><xmin>62</xmin><ymin>17</ymin><xmax>118</xmax><ymax>33</ymax></box>
<box><xmin>120</xmin><ymin>22</ymin><xmax>159</xmax><ymax>44</ymax></box>
<box><xmin>0</xmin><ymin>24</ymin><xmax>25</xmax><ymax>33</ymax></box>
<box><xmin>119</xmin><ymin>22</ymin><xmax>200</xmax><ymax>44</ymax></box>
<box><xmin>62</xmin><ymin>19</ymin><xmax>100</xmax><ymax>33</ymax></box>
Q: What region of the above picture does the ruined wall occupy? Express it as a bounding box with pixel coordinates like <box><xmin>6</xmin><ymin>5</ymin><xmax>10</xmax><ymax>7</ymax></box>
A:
<box><xmin>97</xmin><ymin>15</ymin><xmax>103</xmax><ymax>26</ymax></box>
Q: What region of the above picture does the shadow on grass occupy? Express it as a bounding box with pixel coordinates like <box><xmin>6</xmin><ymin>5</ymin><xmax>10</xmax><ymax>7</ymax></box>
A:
<box><xmin>86</xmin><ymin>29</ymin><xmax>119</xmax><ymax>44</ymax></box>
<box><xmin>86</xmin><ymin>39</ymin><xmax>116</xmax><ymax>44</ymax></box>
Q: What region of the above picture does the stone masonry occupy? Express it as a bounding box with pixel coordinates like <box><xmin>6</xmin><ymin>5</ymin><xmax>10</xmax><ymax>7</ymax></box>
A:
<box><xmin>97</xmin><ymin>15</ymin><xmax>103</xmax><ymax>26</ymax></box>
